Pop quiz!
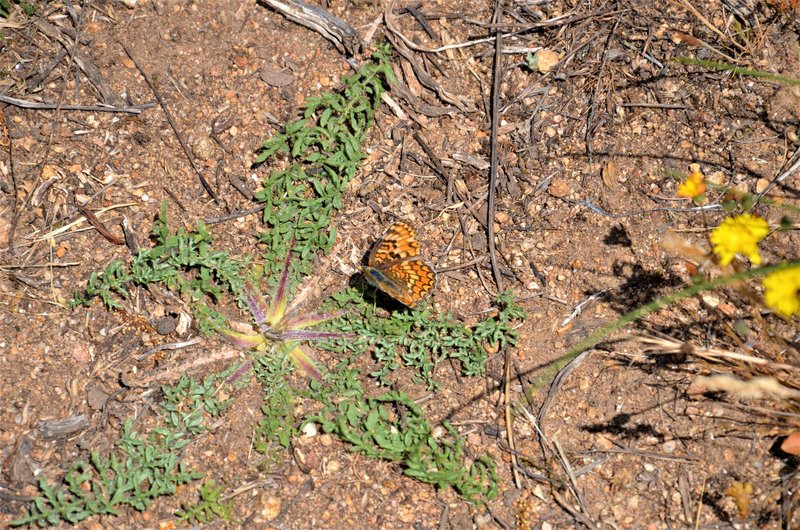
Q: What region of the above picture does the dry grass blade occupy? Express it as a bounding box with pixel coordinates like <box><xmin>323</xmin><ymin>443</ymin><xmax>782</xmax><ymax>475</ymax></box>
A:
<box><xmin>672</xmin><ymin>31</ymin><xmax>741</xmax><ymax>63</ymax></box>
<box><xmin>672</xmin><ymin>0</ymin><xmax>747</xmax><ymax>53</ymax></box>
<box><xmin>537</xmin><ymin>350</ymin><xmax>593</xmax><ymax>432</ymax></box>
<box><xmin>690</xmin><ymin>374</ymin><xmax>800</xmax><ymax>400</ymax></box>
<box><xmin>136</xmin><ymin>337</ymin><xmax>204</xmax><ymax>361</ymax></box>
<box><xmin>552</xmin><ymin>439</ymin><xmax>588</xmax><ymax>515</ymax></box>
<box><xmin>504</xmin><ymin>350</ymin><xmax>521</xmax><ymax>488</ymax></box>
<box><xmin>0</xmin><ymin>94</ymin><xmax>155</xmax><ymax>114</ymax></box>
<box><xmin>632</xmin><ymin>335</ymin><xmax>800</xmax><ymax>373</ymax></box>
<box><xmin>28</xmin><ymin>203</ymin><xmax>136</xmax><ymax>243</ymax></box>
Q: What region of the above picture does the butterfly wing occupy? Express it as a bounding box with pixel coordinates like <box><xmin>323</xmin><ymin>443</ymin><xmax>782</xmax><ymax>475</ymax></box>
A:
<box><xmin>368</xmin><ymin>221</ymin><xmax>420</xmax><ymax>268</ymax></box>
<box><xmin>363</xmin><ymin>258</ymin><xmax>436</xmax><ymax>308</ymax></box>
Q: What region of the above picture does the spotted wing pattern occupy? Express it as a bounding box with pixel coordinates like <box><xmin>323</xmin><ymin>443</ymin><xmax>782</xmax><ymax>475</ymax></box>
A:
<box><xmin>363</xmin><ymin>222</ymin><xmax>436</xmax><ymax>308</ymax></box>
<box><xmin>368</xmin><ymin>222</ymin><xmax>420</xmax><ymax>266</ymax></box>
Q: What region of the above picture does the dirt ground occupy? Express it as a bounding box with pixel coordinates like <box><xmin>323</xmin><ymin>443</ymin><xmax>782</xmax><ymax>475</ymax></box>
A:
<box><xmin>1</xmin><ymin>0</ymin><xmax>800</xmax><ymax>528</ymax></box>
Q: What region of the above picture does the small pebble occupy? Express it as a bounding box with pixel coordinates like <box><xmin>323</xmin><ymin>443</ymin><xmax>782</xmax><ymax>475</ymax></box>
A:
<box><xmin>191</xmin><ymin>137</ymin><xmax>216</xmax><ymax>161</ymax></box>
<box><xmin>302</xmin><ymin>423</ymin><xmax>318</xmax><ymax>438</ymax></box>
<box><xmin>700</xmin><ymin>294</ymin><xmax>719</xmax><ymax>309</ymax></box>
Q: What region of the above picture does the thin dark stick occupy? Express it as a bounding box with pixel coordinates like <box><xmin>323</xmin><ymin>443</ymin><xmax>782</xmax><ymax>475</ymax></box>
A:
<box><xmin>583</xmin><ymin>13</ymin><xmax>623</xmax><ymax>187</ymax></box>
<box><xmin>620</xmin><ymin>102</ymin><xmax>689</xmax><ymax>110</ymax></box>
<box><xmin>405</xmin><ymin>4</ymin><xmax>437</xmax><ymax>39</ymax></box>
<box><xmin>0</xmin><ymin>94</ymin><xmax>156</xmax><ymax>114</ymax></box>
<box><xmin>26</xmin><ymin>48</ymin><xmax>68</xmax><ymax>88</ymax></box>
<box><xmin>210</xmin><ymin>114</ymin><xmax>234</xmax><ymax>153</ymax></box>
<box><xmin>8</xmin><ymin>2</ymin><xmax>85</xmax><ymax>258</ymax></box>
<box><xmin>0</xmin><ymin>110</ymin><xmax>17</xmax><ymax>257</ymax></box>
<box><xmin>204</xmin><ymin>206</ymin><xmax>263</xmax><ymax>225</ymax></box>
<box><xmin>486</xmin><ymin>0</ymin><xmax>504</xmax><ymax>293</ymax></box>
<box><xmin>436</xmin><ymin>255</ymin><xmax>486</xmax><ymax>272</ymax></box>
<box><xmin>228</xmin><ymin>173</ymin><xmax>254</xmax><ymax>200</ymax></box>
<box><xmin>78</xmin><ymin>205</ymin><xmax>125</xmax><ymax>245</ymax></box>
<box><xmin>162</xmin><ymin>186</ymin><xmax>187</xmax><ymax>212</ymax></box>
<box><xmin>412</xmin><ymin>131</ymin><xmax>454</xmax><ymax>204</ymax></box>
<box><xmin>120</xmin><ymin>41</ymin><xmax>220</xmax><ymax>204</ymax></box>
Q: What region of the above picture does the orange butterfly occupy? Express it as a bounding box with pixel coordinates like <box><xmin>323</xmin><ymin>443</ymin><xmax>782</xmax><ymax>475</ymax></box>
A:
<box><xmin>362</xmin><ymin>222</ymin><xmax>436</xmax><ymax>308</ymax></box>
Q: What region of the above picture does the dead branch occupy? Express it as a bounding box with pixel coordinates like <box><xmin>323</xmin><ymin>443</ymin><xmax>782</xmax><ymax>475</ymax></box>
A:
<box><xmin>259</xmin><ymin>0</ymin><xmax>362</xmax><ymax>56</ymax></box>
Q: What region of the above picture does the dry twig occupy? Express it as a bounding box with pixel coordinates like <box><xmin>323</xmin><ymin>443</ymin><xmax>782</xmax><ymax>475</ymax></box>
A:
<box><xmin>486</xmin><ymin>0</ymin><xmax>504</xmax><ymax>293</ymax></box>
<box><xmin>120</xmin><ymin>41</ymin><xmax>220</xmax><ymax>204</ymax></box>
<box><xmin>0</xmin><ymin>94</ymin><xmax>155</xmax><ymax>114</ymax></box>
<box><xmin>504</xmin><ymin>350</ymin><xmax>522</xmax><ymax>488</ymax></box>
<box><xmin>384</xmin><ymin>3</ymin><xmax>476</xmax><ymax>112</ymax></box>
<box><xmin>260</xmin><ymin>0</ymin><xmax>362</xmax><ymax>56</ymax></box>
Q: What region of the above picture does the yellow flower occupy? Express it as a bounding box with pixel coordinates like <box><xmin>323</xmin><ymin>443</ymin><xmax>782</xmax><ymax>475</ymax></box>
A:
<box><xmin>709</xmin><ymin>214</ymin><xmax>769</xmax><ymax>266</ymax></box>
<box><xmin>677</xmin><ymin>169</ymin><xmax>707</xmax><ymax>198</ymax></box>
<box><xmin>763</xmin><ymin>266</ymin><xmax>800</xmax><ymax>317</ymax></box>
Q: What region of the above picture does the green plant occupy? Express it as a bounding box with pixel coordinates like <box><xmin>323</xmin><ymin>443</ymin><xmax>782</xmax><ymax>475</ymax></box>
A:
<box><xmin>176</xmin><ymin>480</ymin><xmax>234</xmax><ymax>525</ymax></box>
<box><xmin>322</xmin><ymin>288</ymin><xmax>526</xmax><ymax>389</ymax></box>
<box><xmin>253</xmin><ymin>45</ymin><xmax>394</xmax><ymax>282</ymax></box>
<box><xmin>70</xmin><ymin>259</ymin><xmax>132</xmax><ymax>309</ymax></box>
<box><xmin>12</xmin><ymin>420</ymin><xmax>203</xmax><ymax>527</ymax></box>
<box><xmin>0</xmin><ymin>0</ymin><xmax>36</xmax><ymax>19</ymax></box>
<box><xmin>307</xmin><ymin>366</ymin><xmax>498</xmax><ymax>501</ymax></box>
<box><xmin>674</xmin><ymin>56</ymin><xmax>800</xmax><ymax>86</ymax></box>
<box><xmin>159</xmin><ymin>365</ymin><xmax>244</xmax><ymax>443</ymax></box>
<box><xmin>71</xmin><ymin>200</ymin><xmax>247</xmax><ymax>307</ymax></box>
<box><xmin>216</xmin><ymin>246</ymin><xmax>352</xmax><ymax>454</ymax></box>
<box><xmin>251</xmin><ymin>350</ymin><xmax>301</xmax><ymax>453</ymax></box>
<box><xmin>221</xmin><ymin>247</ymin><xmax>364</xmax><ymax>461</ymax></box>
<box><xmin>217</xmin><ymin>243</ymin><xmax>349</xmax><ymax>379</ymax></box>
<box><xmin>71</xmin><ymin>200</ymin><xmax>248</xmax><ymax>332</ymax></box>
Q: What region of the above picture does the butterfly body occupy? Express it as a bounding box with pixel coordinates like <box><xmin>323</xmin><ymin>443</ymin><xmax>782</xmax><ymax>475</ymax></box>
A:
<box><xmin>362</xmin><ymin>222</ymin><xmax>436</xmax><ymax>308</ymax></box>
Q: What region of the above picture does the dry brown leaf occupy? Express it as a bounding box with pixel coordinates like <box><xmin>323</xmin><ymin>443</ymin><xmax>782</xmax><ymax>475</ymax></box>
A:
<box><xmin>259</xmin><ymin>64</ymin><xmax>294</xmax><ymax>87</ymax></box>
<box><xmin>672</xmin><ymin>31</ymin><xmax>703</xmax><ymax>46</ymax></box>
